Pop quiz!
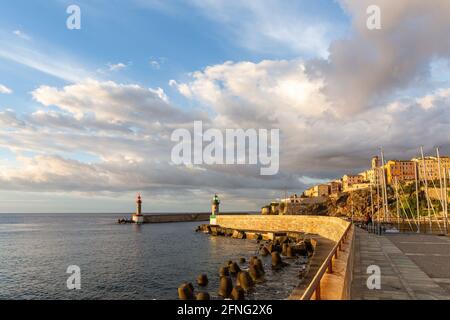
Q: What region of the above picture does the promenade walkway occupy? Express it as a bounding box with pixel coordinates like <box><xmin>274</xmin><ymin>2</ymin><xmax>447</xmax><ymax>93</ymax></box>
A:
<box><xmin>351</xmin><ymin>228</ymin><xmax>450</xmax><ymax>300</ymax></box>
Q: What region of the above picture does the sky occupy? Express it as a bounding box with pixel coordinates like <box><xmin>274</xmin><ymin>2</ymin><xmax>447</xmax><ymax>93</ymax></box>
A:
<box><xmin>0</xmin><ymin>0</ymin><xmax>450</xmax><ymax>213</ymax></box>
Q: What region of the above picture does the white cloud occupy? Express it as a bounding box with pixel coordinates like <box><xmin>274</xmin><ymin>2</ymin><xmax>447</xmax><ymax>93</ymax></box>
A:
<box><xmin>134</xmin><ymin>0</ymin><xmax>340</xmax><ymax>58</ymax></box>
<box><xmin>0</xmin><ymin>109</ymin><xmax>24</xmax><ymax>127</ymax></box>
<box><xmin>172</xmin><ymin>60</ymin><xmax>330</xmax><ymax>128</ymax></box>
<box><xmin>149</xmin><ymin>60</ymin><xmax>160</xmax><ymax>69</ymax></box>
<box><xmin>3</xmin><ymin>72</ymin><xmax>450</xmax><ymax>202</ymax></box>
<box><xmin>2</xmin><ymin>1</ymin><xmax>450</xmax><ymax>211</ymax></box>
<box><xmin>185</xmin><ymin>0</ymin><xmax>339</xmax><ymax>58</ymax></box>
<box><xmin>0</xmin><ymin>30</ymin><xmax>94</xmax><ymax>82</ymax></box>
<box><xmin>13</xmin><ymin>30</ymin><xmax>31</xmax><ymax>40</ymax></box>
<box><xmin>149</xmin><ymin>57</ymin><xmax>167</xmax><ymax>70</ymax></box>
<box><xmin>170</xmin><ymin>43</ymin><xmax>450</xmax><ymax>174</ymax></box>
<box><xmin>0</xmin><ymin>84</ymin><xmax>12</xmax><ymax>94</ymax></box>
<box><xmin>416</xmin><ymin>88</ymin><xmax>450</xmax><ymax>110</ymax></box>
<box><xmin>0</xmin><ymin>78</ymin><xmax>304</xmax><ymax>202</ymax></box>
<box><xmin>107</xmin><ymin>62</ymin><xmax>127</xmax><ymax>71</ymax></box>
<box><xmin>31</xmin><ymin>79</ymin><xmax>203</xmax><ymax>125</ymax></box>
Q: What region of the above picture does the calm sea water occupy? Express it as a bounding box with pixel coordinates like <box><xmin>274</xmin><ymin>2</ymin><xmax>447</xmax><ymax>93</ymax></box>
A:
<box><xmin>0</xmin><ymin>213</ymin><xmax>306</xmax><ymax>300</ymax></box>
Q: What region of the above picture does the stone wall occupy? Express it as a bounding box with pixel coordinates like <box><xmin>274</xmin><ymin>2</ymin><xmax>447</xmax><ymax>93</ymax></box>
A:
<box><xmin>143</xmin><ymin>213</ymin><xmax>210</xmax><ymax>223</ymax></box>
<box><xmin>216</xmin><ymin>215</ymin><xmax>350</xmax><ymax>242</ymax></box>
<box><xmin>143</xmin><ymin>212</ymin><xmax>252</xmax><ymax>223</ymax></box>
<box><xmin>217</xmin><ymin>214</ymin><xmax>354</xmax><ymax>300</ymax></box>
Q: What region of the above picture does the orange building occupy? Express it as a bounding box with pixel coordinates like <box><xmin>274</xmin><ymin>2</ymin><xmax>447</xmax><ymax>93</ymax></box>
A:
<box><xmin>412</xmin><ymin>156</ymin><xmax>450</xmax><ymax>182</ymax></box>
<box><xmin>329</xmin><ymin>181</ymin><xmax>342</xmax><ymax>195</ymax></box>
<box><xmin>342</xmin><ymin>174</ymin><xmax>367</xmax><ymax>191</ymax></box>
<box><xmin>304</xmin><ymin>185</ymin><xmax>330</xmax><ymax>197</ymax></box>
<box><xmin>384</xmin><ymin>160</ymin><xmax>416</xmax><ymax>185</ymax></box>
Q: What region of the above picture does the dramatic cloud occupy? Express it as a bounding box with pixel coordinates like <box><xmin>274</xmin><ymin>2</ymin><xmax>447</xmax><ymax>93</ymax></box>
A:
<box><xmin>3</xmin><ymin>77</ymin><xmax>450</xmax><ymax>207</ymax></box>
<box><xmin>31</xmin><ymin>79</ymin><xmax>205</xmax><ymax>125</ymax></box>
<box><xmin>0</xmin><ymin>80</ymin><xmax>295</xmax><ymax>205</ymax></box>
<box><xmin>173</xmin><ymin>59</ymin><xmax>450</xmax><ymax>176</ymax></box>
<box><xmin>309</xmin><ymin>0</ymin><xmax>450</xmax><ymax>113</ymax></box>
<box><xmin>1</xmin><ymin>1</ymin><xmax>450</xmax><ymax>211</ymax></box>
<box><xmin>171</xmin><ymin>60</ymin><xmax>330</xmax><ymax>128</ymax></box>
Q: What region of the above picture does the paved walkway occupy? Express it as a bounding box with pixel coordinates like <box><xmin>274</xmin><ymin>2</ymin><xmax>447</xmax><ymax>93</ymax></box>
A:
<box><xmin>352</xmin><ymin>228</ymin><xmax>450</xmax><ymax>300</ymax></box>
<box><xmin>387</xmin><ymin>233</ymin><xmax>450</xmax><ymax>295</ymax></box>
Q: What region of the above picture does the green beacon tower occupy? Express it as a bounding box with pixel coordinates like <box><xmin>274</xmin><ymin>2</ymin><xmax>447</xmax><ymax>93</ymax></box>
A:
<box><xmin>210</xmin><ymin>194</ymin><xmax>220</xmax><ymax>225</ymax></box>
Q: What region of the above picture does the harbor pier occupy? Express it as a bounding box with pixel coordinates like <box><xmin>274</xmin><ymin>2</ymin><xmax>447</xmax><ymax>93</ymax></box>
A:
<box><xmin>207</xmin><ymin>214</ymin><xmax>450</xmax><ymax>300</ymax></box>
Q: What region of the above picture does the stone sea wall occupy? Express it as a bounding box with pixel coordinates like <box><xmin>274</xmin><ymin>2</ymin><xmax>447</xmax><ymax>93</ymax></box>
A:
<box><xmin>143</xmin><ymin>213</ymin><xmax>210</xmax><ymax>223</ymax></box>
<box><xmin>212</xmin><ymin>215</ymin><xmax>354</xmax><ymax>300</ymax></box>
<box><xmin>143</xmin><ymin>212</ymin><xmax>252</xmax><ymax>223</ymax></box>
<box><xmin>216</xmin><ymin>215</ymin><xmax>350</xmax><ymax>242</ymax></box>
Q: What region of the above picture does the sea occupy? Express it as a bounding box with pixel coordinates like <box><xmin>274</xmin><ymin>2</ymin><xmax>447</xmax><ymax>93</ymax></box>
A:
<box><xmin>0</xmin><ymin>213</ymin><xmax>307</xmax><ymax>300</ymax></box>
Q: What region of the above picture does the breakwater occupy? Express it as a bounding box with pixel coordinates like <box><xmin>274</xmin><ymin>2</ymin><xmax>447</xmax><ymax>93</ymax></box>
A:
<box><xmin>216</xmin><ymin>215</ymin><xmax>350</xmax><ymax>242</ymax></box>
<box><xmin>143</xmin><ymin>213</ymin><xmax>210</xmax><ymax>223</ymax></box>
<box><xmin>142</xmin><ymin>212</ymin><xmax>252</xmax><ymax>223</ymax></box>
<box><xmin>180</xmin><ymin>223</ymin><xmax>315</xmax><ymax>300</ymax></box>
<box><xmin>210</xmin><ymin>215</ymin><xmax>355</xmax><ymax>300</ymax></box>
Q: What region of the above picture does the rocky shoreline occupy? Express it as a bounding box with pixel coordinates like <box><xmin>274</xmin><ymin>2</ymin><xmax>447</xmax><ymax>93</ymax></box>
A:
<box><xmin>176</xmin><ymin>224</ymin><xmax>315</xmax><ymax>300</ymax></box>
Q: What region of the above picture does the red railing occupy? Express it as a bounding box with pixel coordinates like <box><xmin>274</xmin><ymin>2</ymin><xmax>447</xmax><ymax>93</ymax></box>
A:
<box><xmin>300</xmin><ymin>222</ymin><xmax>353</xmax><ymax>300</ymax></box>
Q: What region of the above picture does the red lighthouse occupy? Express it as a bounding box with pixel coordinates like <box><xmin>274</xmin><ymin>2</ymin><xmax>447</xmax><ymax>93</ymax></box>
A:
<box><xmin>132</xmin><ymin>193</ymin><xmax>144</xmax><ymax>224</ymax></box>
<box><xmin>136</xmin><ymin>193</ymin><xmax>142</xmax><ymax>214</ymax></box>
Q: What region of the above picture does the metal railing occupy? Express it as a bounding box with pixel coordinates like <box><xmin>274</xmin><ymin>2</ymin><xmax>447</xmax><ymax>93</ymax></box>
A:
<box><xmin>363</xmin><ymin>219</ymin><xmax>450</xmax><ymax>235</ymax></box>
<box><xmin>300</xmin><ymin>222</ymin><xmax>353</xmax><ymax>300</ymax></box>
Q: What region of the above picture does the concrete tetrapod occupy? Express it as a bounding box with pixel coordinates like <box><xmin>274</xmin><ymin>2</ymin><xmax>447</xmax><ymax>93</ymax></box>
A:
<box><xmin>178</xmin><ymin>282</ymin><xmax>195</xmax><ymax>300</ymax></box>
<box><xmin>196</xmin><ymin>292</ymin><xmax>210</xmax><ymax>300</ymax></box>
<box><xmin>237</xmin><ymin>271</ymin><xmax>254</xmax><ymax>291</ymax></box>
<box><xmin>228</xmin><ymin>262</ymin><xmax>241</xmax><ymax>275</ymax></box>
<box><xmin>218</xmin><ymin>276</ymin><xmax>233</xmax><ymax>298</ymax></box>
<box><xmin>231</xmin><ymin>286</ymin><xmax>245</xmax><ymax>300</ymax></box>
<box><xmin>271</xmin><ymin>251</ymin><xmax>287</xmax><ymax>270</ymax></box>
<box><xmin>219</xmin><ymin>266</ymin><xmax>229</xmax><ymax>277</ymax></box>
<box><xmin>197</xmin><ymin>274</ymin><xmax>209</xmax><ymax>287</ymax></box>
